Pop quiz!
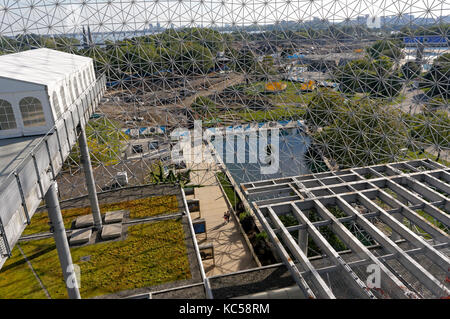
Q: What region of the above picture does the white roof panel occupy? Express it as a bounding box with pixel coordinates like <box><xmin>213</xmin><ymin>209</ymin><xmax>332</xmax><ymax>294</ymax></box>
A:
<box><xmin>0</xmin><ymin>48</ymin><xmax>92</xmax><ymax>87</ymax></box>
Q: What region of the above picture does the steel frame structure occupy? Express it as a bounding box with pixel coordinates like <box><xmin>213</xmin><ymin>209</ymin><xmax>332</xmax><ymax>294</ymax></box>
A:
<box><xmin>241</xmin><ymin>159</ymin><xmax>450</xmax><ymax>299</ymax></box>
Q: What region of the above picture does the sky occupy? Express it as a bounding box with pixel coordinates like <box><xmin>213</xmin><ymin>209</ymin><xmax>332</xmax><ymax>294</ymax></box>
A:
<box><xmin>0</xmin><ymin>0</ymin><xmax>448</xmax><ymax>35</ymax></box>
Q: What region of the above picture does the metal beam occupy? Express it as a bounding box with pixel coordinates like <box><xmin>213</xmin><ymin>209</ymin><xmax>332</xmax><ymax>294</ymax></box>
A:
<box><xmin>338</xmin><ymin>195</ymin><xmax>450</xmax><ymax>298</ymax></box>
<box><xmin>311</xmin><ymin>199</ymin><xmax>418</xmax><ymax>299</ymax></box>
<box><xmin>253</xmin><ymin>204</ymin><xmax>317</xmax><ymax>299</ymax></box>
<box><xmin>376</xmin><ymin>189</ymin><xmax>448</xmax><ymax>241</ymax></box>
<box><xmin>358</xmin><ymin>193</ymin><xmax>450</xmax><ymax>274</ymax></box>
<box><xmin>386</xmin><ymin>180</ymin><xmax>450</xmax><ymax>227</ymax></box>
<box><xmin>265</xmin><ymin>206</ymin><xmax>335</xmax><ymax>298</ymax></box>
<box><xmin>289</xmin><ymin>204</ymin><xmax>376</xmax><ymax>299</ymax></box>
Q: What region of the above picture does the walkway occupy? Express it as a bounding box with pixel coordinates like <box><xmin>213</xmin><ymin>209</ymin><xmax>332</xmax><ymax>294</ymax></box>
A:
<box><xmin>187</xmin><ymin>142</ymin><xmax>256</xmax><ymax>276</ymax></box>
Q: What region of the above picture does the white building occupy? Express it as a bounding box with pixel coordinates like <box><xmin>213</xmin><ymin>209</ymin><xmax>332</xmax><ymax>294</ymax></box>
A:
<box><xmin>0</xmin><ymin>48</ymin><xmax>96</xmax><ymax>138</ymax></box>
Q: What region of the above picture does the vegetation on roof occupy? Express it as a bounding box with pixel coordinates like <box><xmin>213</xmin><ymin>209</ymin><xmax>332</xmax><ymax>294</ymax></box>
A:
<box><xmin>23</xmin><ymin>195</ymin><xmax>179</xmax><ymax>236</ymax></box>
<box><xmin>0</xmin><ymin>220</ymin><xmax>190</xmax><ymax>299</ymax></box>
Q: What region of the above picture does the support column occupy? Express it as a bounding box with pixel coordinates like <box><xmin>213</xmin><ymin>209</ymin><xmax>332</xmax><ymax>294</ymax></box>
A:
<box><xmin>78</xmin><ymin>126</ymin><xmax>102</xmax><ymax>230</ymax></box>
<box><xmin>45</xmin><ymin>182</ymin><xmax>81</xmax><ymax>299</ymax></box>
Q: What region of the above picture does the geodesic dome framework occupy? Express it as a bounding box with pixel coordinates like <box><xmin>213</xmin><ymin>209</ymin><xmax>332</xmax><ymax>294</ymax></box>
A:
<box><xmin>0</xmin><ymin>0</ymin><xmax>448</xmax><ymax>299</ymax></box>
<box><xmin>0</xmin><ymin>1</ymin><xmax>448</xmax><ymax>191</ymax></box>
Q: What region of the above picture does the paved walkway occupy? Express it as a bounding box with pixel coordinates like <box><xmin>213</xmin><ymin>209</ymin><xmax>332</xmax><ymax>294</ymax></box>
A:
<box><xmin>187</xmin><ymin>143</ymin><xmax>256</xmax><ymax>276</ymax></box>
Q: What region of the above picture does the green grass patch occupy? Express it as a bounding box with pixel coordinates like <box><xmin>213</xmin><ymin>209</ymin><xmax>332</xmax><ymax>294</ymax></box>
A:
<box><xmin>217</xmin><ymin>172</ymin><xmax>241</xmax><ymax>208</ymax></box>
<box><xmin>0</xmin><ymin>244</ymin><xmax>48</xmax><ymax>299</ymax></box>
<box><xmin>244</xmin><ymin>81</ymin><xmax>317</xmax><ymax>104</ymax></box>
<box><xmin>0</xmin><ymin>220</ymin><xmax>190</xmax><ymax>299</ymax></box>
<box><xmin>415</xmin><ymin>209</ymin><xmax>448</xmax><ymax>235</ymax></box>
<box><xmin>23</xmin><ymin>195</ymin><xmax>179</xmax><ymax>236</ymax></box>
<box><xmin>349</xmin><ymin>93</ymin><xmax>406</xmax><ymax>105</ymax></box>
<box><xmin>236</xmin><ymin>105</ymin><xmax>306</xmax><ymax>122</ymax></box>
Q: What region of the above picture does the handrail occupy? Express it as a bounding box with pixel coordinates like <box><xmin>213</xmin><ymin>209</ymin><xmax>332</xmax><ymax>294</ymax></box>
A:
<box><xmin>180</xmin><ymin>187</ymin><xmax>214</xmax><ymax>299</ymax></box>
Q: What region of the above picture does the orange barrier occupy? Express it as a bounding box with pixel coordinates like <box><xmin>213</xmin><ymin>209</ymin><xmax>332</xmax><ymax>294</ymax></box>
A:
<box><xmin>265</xmin><ymin>81</ymin><xmax>287</xmax><ymax>92</ymax></box>
<box><xmin>300</xmin><ymin>80</ymin><xmax>316</xmax><ymax>91</ymax></box>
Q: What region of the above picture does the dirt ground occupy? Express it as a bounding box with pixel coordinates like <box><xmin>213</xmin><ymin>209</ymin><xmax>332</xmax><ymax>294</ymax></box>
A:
<box><xmin>98</xmin><ymin>72</ymin><xmax>245</xmax><ymax>128</ymax></box>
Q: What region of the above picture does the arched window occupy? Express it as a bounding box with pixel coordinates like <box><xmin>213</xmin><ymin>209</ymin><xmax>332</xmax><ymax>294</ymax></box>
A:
<box><xmin>52</xmin><ymin>92</ymin><xmax>62</xmax><ymax>118</ymax></box>
<box><xmin>19</xmin><ymin>97</ymin><xmax>46</xmax><ymax>127</ymax></box>
<box><xmin>0</xmin><ymin>99</ymin><xmax>16</xmax><ymax>130</ymax></box>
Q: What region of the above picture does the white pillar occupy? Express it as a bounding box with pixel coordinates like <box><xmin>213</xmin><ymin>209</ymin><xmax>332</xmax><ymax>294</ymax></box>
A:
<box><xmin>78</xmin><ymin>126</ymin><xmax>102</xmax><ymax>230</ymax></box>
<box><xmin>45</xmin><ymin>182</ymin><xmax>81</xmax><ymax>299</ymax></box>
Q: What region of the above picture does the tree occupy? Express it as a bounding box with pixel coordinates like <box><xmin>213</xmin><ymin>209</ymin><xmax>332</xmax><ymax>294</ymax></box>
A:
<box><xmin>67</xmin><ymin>118</ymin><xmax>128</xmax><ymax>167</ymax></box>
<box><xmin>366</xmin><ymin>73</ymin><xmax>403</xmax><ymax>98</ymax></box>
<box><xmin>178</xmin><ymin>42</ymin><xmax>214</xmax><ymax>75</ymax></box>
<box><xmin>190</xmin><ymin>96</ymin><xmax>216</xmax><ymax>116</ymax></box>
<box><xmin>314</xmin><ymin>100</ymin><xmax>407</xmax><ymax>167</ymax></box>
<box><xmin>233</xmin><ymin>50</ymin><xmax>258</xmax><ymax>74</ymax></box>
<box><xmin>304</xmin><ymin>89</ymin><xmax>346</xmax><ymax>128</ymax></box>
<box><xmin>401</xmin><ymin>61</ymin><xmax>421</xmax><ymax>80</ymax></box>
<box><xmin>409</xmin><ymin>110</ymin><xmax>450</xmax><ymax>150</ymax></box>
<box><xmin>419</xmin><ymin>53</ymin><xmax>450</xmax><ymax>98</ymax></box>
<box><xmin>333</xmin><ymin>56</ymin><xmax>402</xmax><ymax>97</ymax></box>
<box><xmin>367</xmin><ymin>39</ymin><xmax>404</xmax><ymax>60</ymax></box>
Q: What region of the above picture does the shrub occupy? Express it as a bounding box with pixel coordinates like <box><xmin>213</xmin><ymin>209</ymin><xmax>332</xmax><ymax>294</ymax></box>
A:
<box><xmin>239</xmin><ymin>211</ymin><xmax>252</xmax><ymax>222</ymax></box>
<box><xmin>190</xmin><ymin>96</ymin><xmax>216</xmax><ymax>115</ymax></box>
<box><xmin>255</xmin><ymin>231</ymin><xmax>268</xmax><ymax>242</ymax></box>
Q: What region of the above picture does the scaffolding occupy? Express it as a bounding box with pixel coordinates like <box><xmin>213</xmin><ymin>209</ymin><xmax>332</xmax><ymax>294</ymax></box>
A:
<box><xmin>240</xmin><ymin>159</ymin><xmax>450</xmax><ymax>298</ymax></box>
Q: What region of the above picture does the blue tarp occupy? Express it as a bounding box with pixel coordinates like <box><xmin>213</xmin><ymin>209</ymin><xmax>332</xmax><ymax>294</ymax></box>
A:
<box><xmin>287</xmin><ymin>54</ymin><xmax>305</xmax><ymax>59</ymax></box>
<box><xmin>404</xmin><ymin>36</ymin><xmax>448</xmax><ymax>44</ymax></box>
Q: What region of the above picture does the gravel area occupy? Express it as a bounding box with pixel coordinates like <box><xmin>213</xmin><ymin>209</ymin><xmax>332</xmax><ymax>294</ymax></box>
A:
<box><xmin>209</xmin><ymin>264</ymin><xmax>295</xmax><ymax>299</ymax></box>
<box><xmin>152</xmin><ymin>284</ymin><xmax>206</xmax><ymax>299</ymax></box>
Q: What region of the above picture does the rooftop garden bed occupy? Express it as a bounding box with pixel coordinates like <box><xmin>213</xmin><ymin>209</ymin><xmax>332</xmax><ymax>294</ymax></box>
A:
<box><xmin>0</xmin><ymin>219</ymin><xmax>190</xmax><ymax>298</ymax></box>
<box><xmin>23</xmin><ymin>195</ymin><xmax>179</xmax><ymax>236</ymax></box>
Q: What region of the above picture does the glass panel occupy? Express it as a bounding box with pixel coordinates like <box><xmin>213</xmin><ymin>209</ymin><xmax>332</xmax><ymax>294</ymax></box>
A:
<box><xmin>0</xmin><ymin>99</ymin><xmax>17</xmax><ymax>130</ymax></box>
<box><xmin>19</xmin><ymin>97</ymin><xmax>46</xmax><ymax>127</ymax></box>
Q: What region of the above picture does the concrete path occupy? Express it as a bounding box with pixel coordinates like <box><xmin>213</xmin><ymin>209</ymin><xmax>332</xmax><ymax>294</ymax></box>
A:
<box><xmin>187</xmin><ymin>142</ymin><xmax>256</xmax><ymax>276</ymax></box>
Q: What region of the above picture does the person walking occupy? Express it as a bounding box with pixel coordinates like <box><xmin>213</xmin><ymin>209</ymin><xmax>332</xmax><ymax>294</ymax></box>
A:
<box><xmin>223</xmin><ymin>210</ymin><xmax>231</xmax><ymax>224</ymax></box>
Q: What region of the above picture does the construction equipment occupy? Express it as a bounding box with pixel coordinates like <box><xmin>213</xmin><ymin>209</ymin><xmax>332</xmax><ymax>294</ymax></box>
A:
<box><xmin>299</xmin><ymin>80</ymin><xmax>316</xmax><ymax>91</ymax></box>
<box><xmin>265</xmin><ymin>81</ymin><xmax>287</xmax><ymax>93</ymax></box>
